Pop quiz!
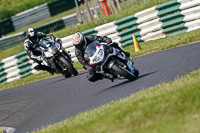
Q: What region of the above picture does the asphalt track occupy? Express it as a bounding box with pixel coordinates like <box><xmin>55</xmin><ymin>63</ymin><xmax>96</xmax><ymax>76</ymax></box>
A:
<box><xmin>0</xmin><ymin>42</ymin><xmax>200</xmax><ymax>133</ymax></box>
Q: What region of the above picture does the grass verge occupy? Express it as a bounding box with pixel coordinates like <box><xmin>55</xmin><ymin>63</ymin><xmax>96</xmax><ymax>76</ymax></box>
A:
<box><xmin>0</xmin><ymin>28</ymin><xmax>200</xmax><ymax>91</ymax></box>
<box><xmin>33</xmin><ymin>68</ymin><xmax>200</xmax><ymax>133</ymax></box>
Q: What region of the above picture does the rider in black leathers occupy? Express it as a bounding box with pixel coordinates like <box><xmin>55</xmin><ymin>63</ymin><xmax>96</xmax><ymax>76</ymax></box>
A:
<box><xmin>24</xmin><ymin>28</ymin><xmax>62</xmax><ymax>75</ymax></box>
<box><xmin>72</xmin><ymin>32</ymin><xmax>130</xmax><ymax>82</ymax></box>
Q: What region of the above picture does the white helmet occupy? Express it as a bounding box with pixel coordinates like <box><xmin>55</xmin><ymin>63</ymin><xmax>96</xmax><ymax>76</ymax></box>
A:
<box><xmin>26</xmin><ymin>28</ymin><xmax>37</xmax><ymax>41</ymax></box>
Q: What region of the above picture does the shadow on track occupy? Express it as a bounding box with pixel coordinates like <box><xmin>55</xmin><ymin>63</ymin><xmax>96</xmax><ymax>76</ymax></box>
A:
<box><xmin>48</xmin><ymin>71</ymin><xmax>88</xmax><ymax>84</ymax></box>
<box><xmin>96</xmin><ymin>71</ymin><xmax>156</xmax><ymax>94</ymax></box>
<box><xmin>137</xmin><ymin>71</ymin><xmax>156</xmax><ymax>79</ymax></box>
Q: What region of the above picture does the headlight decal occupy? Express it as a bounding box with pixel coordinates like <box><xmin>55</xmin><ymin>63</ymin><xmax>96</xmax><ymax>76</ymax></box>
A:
<box><xmin>89</xmin><ymin>46</ymin><xmax>105</xmax><ymax>65</ymax></box>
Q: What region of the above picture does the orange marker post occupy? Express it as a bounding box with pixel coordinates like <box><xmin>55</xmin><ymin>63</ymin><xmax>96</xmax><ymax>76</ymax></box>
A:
<box><xmin>100</xmin><ymin>0</ymin><xmax>111</xmax><ymax>16</ymax></box>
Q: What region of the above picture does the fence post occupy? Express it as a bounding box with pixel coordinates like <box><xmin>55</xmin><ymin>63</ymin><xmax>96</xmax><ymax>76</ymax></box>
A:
<box><xmin>121</xmin><ymin>0</ymin><xmax>127</xmax><ymax>10</ymax></box>
<box><xmin>110</xmin><ymin>0</ymin><xmax>118</xmax><ymax>14</ymax></box>
<box><xmin>136</xmin><ymin>0</ymin><xmax>140</xmax><ymax>5</ymax></box>
<box><xmin>81</xmin><ymin>4</ymin><xmax>87</xmax><ymax>22</ymax></box>
<box><xmin>85</xmin><ymin>0</ymin><xmax>93</xmax><ymax>22</ymax></box>
<box><xmin>74</xmin><ymin>0</ymin><xmax>83</xmax><ymax>23</ymax></box>
<box><xmin>100</xmin><ymin>0</ymin><xmax>111</xmax><ymax>16</ymax></box>
<box><xmin>91</xmin><ymin>0</ymin><xmax>99</xmax><ymax>20</ymax></box>
<box><xmin>127</xmin><ymin>0</ymin><xmax>134</xmax><ymax>7</ymax></box>
<box><xmin>107</xmin><ymin>0</ymin><xmax>114</xmax><ymax>14</ymax></box>
<box><xmin>97</xmin><ymin>0</ymin><xmax>105</xmax><ymax>18</ymax></box>
<box><xmin>115</xmin><ymin>0</ymin><xmax>121</xmax><ymax>11</ymax></box>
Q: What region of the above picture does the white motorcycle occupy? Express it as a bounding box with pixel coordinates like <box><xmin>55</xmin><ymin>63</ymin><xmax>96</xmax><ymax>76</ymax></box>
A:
<box><xmin>84</xmin><ymin>41</ymin><xmax>139</xmax><ymax>81</ymax></box>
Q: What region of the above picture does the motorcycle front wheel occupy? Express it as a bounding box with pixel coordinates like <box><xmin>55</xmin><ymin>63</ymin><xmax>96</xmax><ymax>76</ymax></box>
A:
<box><xmin>111</xmin><ymin>63</ymin><xmax>136</xmax><ymax>81</ymax></box>
<box><xmin>61</xmin><ymin>70</ymin><xmax>72</xmax><ymax>78</ymax></box>
<box><xmin>59</xmin><ymin>57</ymin><xmax>78</xmax><ymax>76</ymax></box>
<box><xmin>133</xmin><ymin>67</ymin><xmax>139</xmax><ymax>78</ymax></box>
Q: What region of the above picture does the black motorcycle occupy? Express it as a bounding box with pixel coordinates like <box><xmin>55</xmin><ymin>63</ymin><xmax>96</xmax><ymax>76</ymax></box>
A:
<box><xmin>39</xmin><ymin>34</ymin><xmax>78</xmax><ymax>78</ymax></box>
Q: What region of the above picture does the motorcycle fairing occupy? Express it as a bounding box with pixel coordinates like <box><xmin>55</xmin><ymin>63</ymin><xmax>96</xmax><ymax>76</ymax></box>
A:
<box><xmin>88</xmin><ymin>45</ymin><xmax>105</xmax><ymax>65</ymax></box>
<box><xmin>86</xmin><ymin>42</ymin><xmax>134</xmax><ymax>75</ymax></box>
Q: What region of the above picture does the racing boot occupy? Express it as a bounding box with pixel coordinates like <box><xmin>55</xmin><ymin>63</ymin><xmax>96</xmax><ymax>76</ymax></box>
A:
<box><xmin>46</xmin><ymin>67</ymin><xmax>54</xmax><ymax>75</ymax></box>
<box><xmin>41</xmin><ymin>65</ymin><xmax>54</xmax><ymax>75</ymax></box>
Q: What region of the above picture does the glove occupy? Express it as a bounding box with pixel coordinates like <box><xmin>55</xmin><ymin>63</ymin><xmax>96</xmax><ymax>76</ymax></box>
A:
<box><xmin>105</xmin><ymin>38</ymin><xmax>112</xmax><ymax>44</ymax></box>
<box><xmin>57</xmin><ymin>38</ymin><xmax>62</xmax><ymax>44</ymax></box>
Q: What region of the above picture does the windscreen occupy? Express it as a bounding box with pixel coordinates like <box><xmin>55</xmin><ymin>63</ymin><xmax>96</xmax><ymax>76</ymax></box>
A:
<box><xmin>84</xmin><ymin>41</ymin><xmax>99</xmax><ymax>60</ymax></box>
<box><xmin>39</xmin><ymin>37</ymin><xmax>53</xmax><ymax>48</ymax></box>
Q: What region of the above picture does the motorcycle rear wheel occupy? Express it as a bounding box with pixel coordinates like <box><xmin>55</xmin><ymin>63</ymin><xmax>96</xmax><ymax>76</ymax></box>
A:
<box><xmin>111</xmin><ymin>63</ymin><xmax>136</xmax><ymax>81</ymax></box>
<box><xmin>59</xmin><ymin>57</ymin><xmax>78</xmax><ymax>76</ymax></box>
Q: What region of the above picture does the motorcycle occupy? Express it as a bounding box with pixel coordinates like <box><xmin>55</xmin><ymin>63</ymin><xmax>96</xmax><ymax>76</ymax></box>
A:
<box><xmin>84</xmin><ymin>41</ymin><xmax>139</xmax><ymax>82</ymax></box>
<box><xmin>38</xmin><ymin>34</ymin><xmax>78</xmax><ymax>78</ymax></box>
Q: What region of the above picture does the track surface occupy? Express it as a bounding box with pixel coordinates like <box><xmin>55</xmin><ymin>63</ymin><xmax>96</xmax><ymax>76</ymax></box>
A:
<box><xmin>0</xmin><ymin>42</ymin><xmax>200</xmax><ymax>133</ymax></box>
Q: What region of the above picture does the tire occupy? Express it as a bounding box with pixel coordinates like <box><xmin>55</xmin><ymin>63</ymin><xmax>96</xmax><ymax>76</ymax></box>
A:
<box><xmin>61</xmin><ymin>70</ymin><xmax>72</xmax><ymax>78</ymax></box>
<box><xmin>133</xmin><ymin>67</ymin><xmax>139</xmax><ymax>78</ymax></box>
<box><xmin>59</xmin><ymin>57</ymin><xmax>78</xmax><ymax>76</ymax></box>
<box><xmin>111</xmin><ymin>63</ymin><xmax>136</xmax><ymax>81</ymax></box>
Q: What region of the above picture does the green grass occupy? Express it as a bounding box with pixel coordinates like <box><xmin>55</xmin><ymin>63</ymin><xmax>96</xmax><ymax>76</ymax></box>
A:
<box><xmin>1</xmin><ymin>27</ymin><xmax>200</xmax><ymax>91</ymax></box>
<box><xmin>33</xmin><ymin>68</ymin><xmax>200</xmax><ymax>133</ymax></box>
<box><xmin>0</xmin><ymin>0</ymin><xmax>53</xmax><ymax>20</ymax></box>
<box><xmin>0</xmin><ymin>43</ymin><xmax>25</xmax><ymax>61</ymax></box>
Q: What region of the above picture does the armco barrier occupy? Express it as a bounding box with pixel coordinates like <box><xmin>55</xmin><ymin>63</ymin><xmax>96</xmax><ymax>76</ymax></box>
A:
<box><xmin>62</xmin><ymin>13</ymin><xmax>78</xmax><ymax>27</ymax></box>
<box><xmin>0</xmin><ymin>18</ymin><xmax>15</xmax><ymax>37</ymax></box>
<box><xmin>0</xmin><ymin>32</ymin><xmax>25</xmax><ymax>50</ymax></box>
<box><xmin>35</xmin><ymin>19</ymin><xmax>65</xmax><ymax>34</ymax></box>
<box><xmin>11</xmin><ymin>4</ymin><xmax>51</xmax><ymax>31</ymax></box>
<box><xmin>48</xmin><ymin>0</ymin><xmax>84</xmax><ymax>16</ymax></box>
<box><xmin>1</xmin><ymin>0</ymin><xmax>200</xmax><ymax>85</ymax></box>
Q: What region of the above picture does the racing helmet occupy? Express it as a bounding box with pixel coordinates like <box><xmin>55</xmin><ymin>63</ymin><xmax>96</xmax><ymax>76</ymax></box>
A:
<box><xmin>26</xmin><ymin>28</ymin><xmax>37</xmax><ymax>41</ymax></box>
<box><xmin>72</xmin><ymin>32</ymin><xmax>87</xmax><ymax>50</ymax></box>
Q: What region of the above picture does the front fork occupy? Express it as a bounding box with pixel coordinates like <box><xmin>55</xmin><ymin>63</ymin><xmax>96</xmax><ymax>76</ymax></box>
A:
<box><xmin>61</xmin><ymin>47</ymin><xmax>72</xmax><ymax>63</ymax></box>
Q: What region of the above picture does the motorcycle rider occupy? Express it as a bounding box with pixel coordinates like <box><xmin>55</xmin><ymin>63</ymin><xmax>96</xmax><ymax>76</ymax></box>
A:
<box><xmin>72</xmin><ymin>32</ymin><xmax>130</xmax><ymax>82</ymax></box>
<box><xmin>24</xmin><ymin>28</ymin><xmax>62</xmax><ymax>75</ymax></box>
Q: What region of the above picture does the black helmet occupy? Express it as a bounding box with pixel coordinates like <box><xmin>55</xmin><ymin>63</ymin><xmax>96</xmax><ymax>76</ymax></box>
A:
<box><xmin>26</xmin><ymin>28</ymin><xmax>37</xmax><ymax>41</ymax></box>
<box><xmin>72</xmin><ymin>32</ymin><xmax>87</xmax><ymax>50</ymax></box>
